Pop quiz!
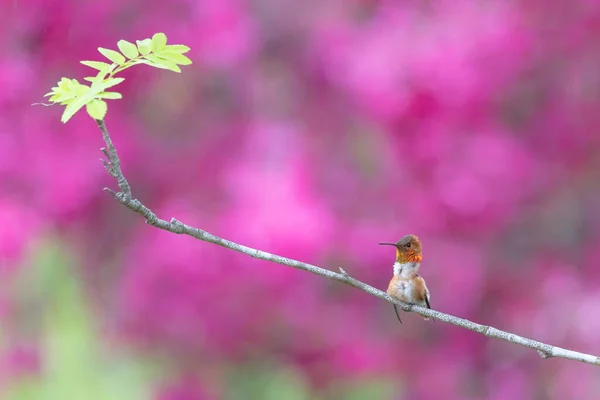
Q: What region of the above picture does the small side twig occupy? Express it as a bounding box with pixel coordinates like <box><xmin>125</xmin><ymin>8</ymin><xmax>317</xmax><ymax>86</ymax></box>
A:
<box><xmin>95</xmin><ymin>119</ymin><xmax>600</xmax><ymax>367</ymax></box>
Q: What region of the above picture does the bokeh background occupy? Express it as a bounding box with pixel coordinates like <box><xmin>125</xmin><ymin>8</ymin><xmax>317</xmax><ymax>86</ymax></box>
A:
<box><xmin>2</xmin><ymin>0</ymin><xmax>600</xmax><ymax>399</ymax></box>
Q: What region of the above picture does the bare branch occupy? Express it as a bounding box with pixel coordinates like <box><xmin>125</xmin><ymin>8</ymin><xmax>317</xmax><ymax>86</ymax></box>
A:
<box><xmin>96</xmin><ymin>119</ymin><xmax>600</xmax><ymax>367</ymax></box>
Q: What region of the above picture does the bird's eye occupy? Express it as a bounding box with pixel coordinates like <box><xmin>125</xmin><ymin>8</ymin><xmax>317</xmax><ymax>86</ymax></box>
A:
<box><xmin>405</xmin><ymin>243</ymin><xmax>411</xmax><ymax>248</ymax></box>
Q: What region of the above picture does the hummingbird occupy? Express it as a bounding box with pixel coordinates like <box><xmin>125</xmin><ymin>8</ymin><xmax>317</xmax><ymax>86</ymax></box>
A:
<box><xmin>380</xmin><ymin>234</ymin><xmax>432</xmax><ymax>323</ymax></box>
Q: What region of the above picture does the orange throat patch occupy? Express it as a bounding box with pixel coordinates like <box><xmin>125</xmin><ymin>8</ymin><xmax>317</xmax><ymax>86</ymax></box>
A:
<box><xmin>396</xmin><ymin>248</ymin><xmax>423</xmax><ymax>263</ymax></box>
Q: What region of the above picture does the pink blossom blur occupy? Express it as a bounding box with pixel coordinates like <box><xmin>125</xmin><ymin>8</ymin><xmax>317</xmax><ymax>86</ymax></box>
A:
<box><xmin>2</xmin><ymin>0</ymin><xmax>600</xmax><ymax>398</ymax></box>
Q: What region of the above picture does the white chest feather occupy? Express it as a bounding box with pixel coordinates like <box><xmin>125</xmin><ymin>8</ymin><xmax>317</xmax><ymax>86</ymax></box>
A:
<box><xmin>398</xmin><ymin>278</ymin><xmax>415</xmax><ymax>299</ymax></box>
<box><xmin>393</xmin><ymin>262</ymin><xmax>420</xmax><ymax>278</ymax></box>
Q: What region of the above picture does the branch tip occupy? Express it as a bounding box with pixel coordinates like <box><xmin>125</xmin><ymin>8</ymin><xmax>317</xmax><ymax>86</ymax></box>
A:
<box><xmin>103</xmin><ymin>187</ymin><xmax>117</xmax><ymax>197</ymax></box>
<box><xmin>100</xmin><ymin>159</ymin><xmax>111</xmax><ymax>172</ymax></box>
<box><xmin>537</xmin><ymin>350</ymin><xmax>552</xmax><ymax>359</ymax></box>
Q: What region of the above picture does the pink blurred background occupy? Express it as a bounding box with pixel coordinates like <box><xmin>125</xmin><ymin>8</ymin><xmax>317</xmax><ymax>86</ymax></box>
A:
<box><xmin>2</xmin><ymin>0</ymin><xmax>600</xmax><ymax>398</ymax></box>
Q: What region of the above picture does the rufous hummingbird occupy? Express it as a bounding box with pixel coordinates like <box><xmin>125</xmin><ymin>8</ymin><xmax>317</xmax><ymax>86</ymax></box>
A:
<box><xmin>380</xmin><ymin>234</ymin><xmax>432</xmax><ymax>323</ymax></box>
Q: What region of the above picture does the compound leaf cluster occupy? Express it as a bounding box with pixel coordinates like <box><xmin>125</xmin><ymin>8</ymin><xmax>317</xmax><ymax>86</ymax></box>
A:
<box><xmin>43</xmin><ymin>32</ymin><xmax>192</xmax><ymax>123</ymax></box>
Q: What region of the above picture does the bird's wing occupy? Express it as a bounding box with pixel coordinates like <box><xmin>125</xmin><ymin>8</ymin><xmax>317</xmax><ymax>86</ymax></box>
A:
<box><xmin>425</xmin><ymin>289</ymin><xmax>431</xmax><ymax>309</ymax></box>
<box><xmin>415</xmin><ymin>275</ymin><xmax>434</xmax><ymax>322</ymax></box>
<box><xmin>415</xmin><ymin>275</ymin><xmax>431</xmax><ymax>309</ymax></box>
<box><xmin>422</xmin><ymin>277</ymin><xmax>431</xmax><ymax>309</ymax></box>
<box><xmin>421</xmin><ymin>279</ymin><xmax>435</xmax><ymax>322</ymax></box>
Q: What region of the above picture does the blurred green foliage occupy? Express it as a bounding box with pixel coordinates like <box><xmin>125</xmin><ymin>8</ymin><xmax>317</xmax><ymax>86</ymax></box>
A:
<box><xmin>3</xmin><ymin>240</ymin><xmax>156</xmax><ymax>400</ymax></box>
<box><xmin>2</xmin><ymin>240</ymin><xmax>398</xmax><ymax>399</ymax></box>
<box><xmin>225</xmin><ymin>363</ymin><xmax>396</xmax><ymax>400</ymax></box>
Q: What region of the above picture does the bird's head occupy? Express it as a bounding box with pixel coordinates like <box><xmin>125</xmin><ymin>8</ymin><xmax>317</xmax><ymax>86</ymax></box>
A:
<box><xmin>379</xmin><ymin>234</ymin><xmax>423</xmax><ymax>264</ymax></box>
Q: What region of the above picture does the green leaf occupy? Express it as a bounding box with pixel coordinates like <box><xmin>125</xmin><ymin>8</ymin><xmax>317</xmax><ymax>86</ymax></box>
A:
<box><xmin>151</xmin><ymin>32</ymin><xmax>168</xmax><ymax>52</ymax></box>
<box><xmin>44</xmin><ymin>88</ymin><xmax>61</xmax><ymax>99</ymax></box>
<box><xmin>57</xmin><ymin>77</ymin><xmax>72</xmax><ymax>90</ymax></box>
<box><xmin>144</xmin><ymin>54</ymin><xmax>181</xmax><ymax>73</ymax></box>
<box><xmin>80</xmin><ymin>61</ymin><xmax>112</xmax><ymax>72</ymax></box>
<box><xmin>164</xmin><ymin>44</ymin><xmax>190</xmax><ymax>54</ymax></box>
<box><xmin>61</xmin><ymin>95</ymin><xmax>91</xmax><ymax>123</ymax></box>
<box><xmin>136</xmin><ymin>39</ymin><xmax>153</xmax><ymax>55</ymax></box>
<box><xmin>47</xmin><ymin>95</ymin><xmax>64</xmax><ymax>103</ymax></box>
<box><xmin>91</xmin><ymin>77</ymin><xmax>125</xmax><ymax>93</ymax></box>
<box><xmin>48</xmin><ymin>92</ymin><xmax>76</xmax><ymax>104</ymax></box>
<box><xmin>98</xmin><ymin>47</ymin><xmax>126</xmax><ymax>65</ymax></box>
<box><xmin>56</xmin><ymin>82</ymin><xmax>92</xmax><ymax>122</ymax></box>
<box><xmin>45</xmin><ymin>78</ymin><xmax>90</xmax><ymax>105</ymax></box>
<box><xmin>156</xmin><ymin>50</ymin><xmax>192</xmax><ymax>65</ymax></box>
<box><xmin>88</xmin><ymin>67</ymin><xmax>113</xmax><ymax>86</ymax></box>
<box><xmin>96</xmin><ymin>92</ymin><xmax>122</xmax><ymax>100</ymax></box>
<box><xmin>86</xmin><ymin>99</ymin><xmax>107</xmax><ymax>120</ymax></box>
<box><xmin>117</xmin><ymin>40</ymin><xmax>139</xmax><ymax>59</ymax></box>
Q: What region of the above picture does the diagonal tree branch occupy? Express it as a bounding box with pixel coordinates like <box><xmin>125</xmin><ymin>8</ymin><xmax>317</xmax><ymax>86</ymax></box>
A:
<box><xmin>95</xmin><ymin>119</ymin><xmax>600</xmax><ymax>367</ymax></box>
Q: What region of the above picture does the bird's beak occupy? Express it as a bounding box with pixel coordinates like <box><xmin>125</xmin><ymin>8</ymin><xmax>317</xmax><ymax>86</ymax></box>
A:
<box><xmin>379</xmin><ymin>242</ymin><xmax>397</xmax><ymax>246</ymax></box>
